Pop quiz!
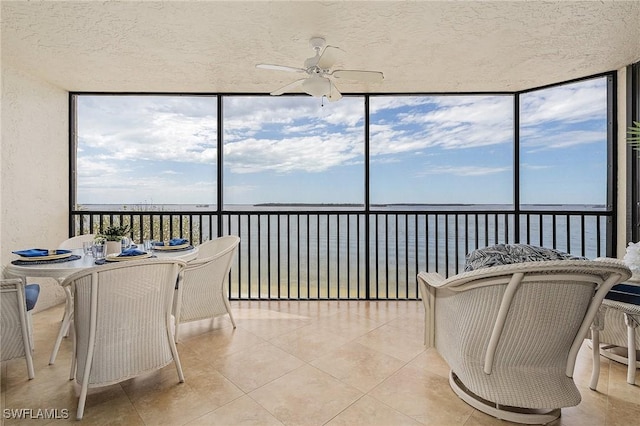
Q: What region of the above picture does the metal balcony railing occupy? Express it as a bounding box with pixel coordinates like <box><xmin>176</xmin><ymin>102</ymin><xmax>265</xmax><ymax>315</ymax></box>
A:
<box><xmin>70</xmin><ymin>206</ymin><xmax>613</xmax><ymax>300</ymax></box>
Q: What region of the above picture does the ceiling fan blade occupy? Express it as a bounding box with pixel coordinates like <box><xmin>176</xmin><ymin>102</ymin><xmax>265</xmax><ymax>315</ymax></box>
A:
<box><xmin>332</xmin><ymin>70</ymin><xmax>384</xmax><ymax>82</ymax></box>
<box><xmin>256</xmin><ymin>64</ymin><xmax>306</xmax><ymax>73</ymax></box>
<box><xmin>327</xmin><ymin>81</ymin><xmax>342</xmax><ymax>102</ymax></box>
<box><xmin>317</xmin><ymin>46</ymin><xmax>343</xmax><ymax>69</ymax></box>
<box><xmin>270</xmin><ymin>78</ymin><xmax>306</xmax><ymax>96</ymax></box>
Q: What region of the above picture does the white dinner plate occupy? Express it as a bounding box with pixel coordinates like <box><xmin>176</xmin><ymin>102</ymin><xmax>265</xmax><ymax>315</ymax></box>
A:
<box><xmin>153</xmin><ymin>243</ymin><xmax>190</xmax><ymax>251</ymax></box>
<box><xmin>105</xmin><ymin>252</ymin><xmax>152</xmax><ymax>262</ymax></box>
<box><xmin>18</xmin><ymin>252</ymin><xmax>73</xmax><ymax>261</ymax></box>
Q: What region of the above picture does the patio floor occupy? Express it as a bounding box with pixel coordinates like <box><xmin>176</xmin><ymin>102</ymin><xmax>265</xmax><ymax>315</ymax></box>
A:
<box><xmin>2</xmin><ymin>300</ymin><xmax>639</xmax><ymax>425</ymax></box>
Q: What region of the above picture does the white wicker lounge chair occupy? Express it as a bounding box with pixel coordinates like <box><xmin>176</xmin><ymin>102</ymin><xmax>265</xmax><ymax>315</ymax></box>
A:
<box><xmin>417</xmin><ymin>259</ymin><xmax>631</xmax><ymax>425</ymax></box>
<box><xmin>173</xmin><ymin>235</ymin><xmax>240</xmax><ymax>342</ymax></box>
<box><xmin>62</xmin><ymin>259</ymin><xmax>187</xmax><ymax>420</ymax></box>
<box><xmin>1</xmin><ymin>278</ymin><xmax>39</xmax><ymax>379</ymax></box>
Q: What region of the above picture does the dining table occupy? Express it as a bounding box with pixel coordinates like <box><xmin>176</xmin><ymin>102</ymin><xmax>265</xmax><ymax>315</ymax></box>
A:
<box><xmin>5</xmin><ymin>244</ymin><xmax>199</xmax><ymax>364</ymax></box>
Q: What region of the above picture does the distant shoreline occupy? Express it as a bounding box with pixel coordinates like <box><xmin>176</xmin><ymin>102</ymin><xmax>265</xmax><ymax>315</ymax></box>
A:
<box><xmin>75</xmin><ymin>203</ymin><xmax>607</xmax><ymax>212</ymax></box>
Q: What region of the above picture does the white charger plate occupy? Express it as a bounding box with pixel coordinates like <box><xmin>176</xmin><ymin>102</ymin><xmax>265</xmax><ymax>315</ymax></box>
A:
<box><xmin>153</xmin><ymin>243</ymin><xmax>190</xmax><ymax>251</ymax></box>
<box><xmin>105</xmin><ymin>252</ymin><xmax>152</xmax><ymax>262</ymax></box>
<box><xmin>18</xmin><ymin>252</ymin><xmax>72</xmax><ymax>261</ymax></box>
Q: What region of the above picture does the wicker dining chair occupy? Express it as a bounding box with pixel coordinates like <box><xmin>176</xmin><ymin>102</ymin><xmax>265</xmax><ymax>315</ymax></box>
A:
<box><xmin>62</xmin><ymin>258</ymin><xmax>186</xmax><ymax>420</ymax></box>
<box><xmin>417</xmin><ymin>258</ymin><xmax>630</xmax><ymax>425</ymax></box>
<box><xmin>191</xmin><ymin>236</ymin><xmax>234</xmax><ymax>259</ymax></box>
<box><xmin>58</xmin><ymin>234</ymin><xmax>96</xmax><ymax>250</ymax></box>
<box><xmin>173</xmin><ymin>235</ymin><xmax>240</xmax><ymax>342</ymax></box>
<box><xmin>1</xmin><ymin>277</ymin><xmax>40</xmax><ymax>379</ymax></box>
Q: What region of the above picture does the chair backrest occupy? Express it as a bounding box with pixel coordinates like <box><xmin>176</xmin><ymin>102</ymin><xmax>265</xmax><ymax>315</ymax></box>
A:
<box><xmin>175</xmin><ymin>236</ymin><xmax>240</xmax><ymax>322</ymax></box>
<box><xmin>58</xmin><ymin>234</ymin><xmax>96</xmax><ymax>249</ymax></box>
<box><xmin>427</xmin><ymin>259</ymin><xmax>630</xmax><ymax>378</ymax></box>
<box><xmin>1</xmin><ymin>278</ymin><xmax>31</xmax><ymax>362</ymax></box>
<box><xmin>194</xmin><ymin>235</ymin><xmax>240</xmax><ymax>260</ymax></box>
<box><xmin>62</xmin><ymin>259</ymin><xmax>186</xmax><ymax>385</ymax></box>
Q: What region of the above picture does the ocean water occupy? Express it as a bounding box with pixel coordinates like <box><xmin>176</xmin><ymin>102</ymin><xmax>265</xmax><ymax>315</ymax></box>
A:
<box><xmin>74</xmin><ymin>204</ymin><xmax>610</xmax><ymax>299</ymax></box>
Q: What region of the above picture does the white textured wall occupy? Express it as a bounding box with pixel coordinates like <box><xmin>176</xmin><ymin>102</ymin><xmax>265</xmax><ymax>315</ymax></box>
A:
<box><xmin>1</xmin><ymin>64</ymin><xmax>69</xmax><ymax>267</ymax></box>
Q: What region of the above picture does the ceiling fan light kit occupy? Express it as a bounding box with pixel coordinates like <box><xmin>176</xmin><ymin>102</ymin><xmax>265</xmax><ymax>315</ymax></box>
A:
<box><xmin>301</xmin><ymin>75</ymin><xmax>331</xmax><ymax>97</ymax></box>
<box><xmin>256</xmin><ymin>37</ymin><xmax>383</xmax><ymax>101</ymax></box>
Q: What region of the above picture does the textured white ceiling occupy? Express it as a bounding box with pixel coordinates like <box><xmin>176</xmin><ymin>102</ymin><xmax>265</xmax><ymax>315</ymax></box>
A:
<box><xmin>2</xmin><ymin>1</ymin><xmax>640</xmax><ymax>94</ymax></box>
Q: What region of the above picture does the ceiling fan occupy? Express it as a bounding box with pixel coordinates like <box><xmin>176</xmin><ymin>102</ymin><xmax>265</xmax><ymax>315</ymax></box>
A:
<box><xmin>256</xmin><ymin>37</ymin><xmax>384</xmax><ymax>102</ymax></box>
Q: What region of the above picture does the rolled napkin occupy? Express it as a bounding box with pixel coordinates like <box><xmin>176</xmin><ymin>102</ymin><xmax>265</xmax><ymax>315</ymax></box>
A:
<box><xmin>12</xmin><ymin>249</ymin><xmax>71</xmax><ymax>257</ymax></box>
<box><xmin>118</xmin><ymin>248</ymin><xmax>147</xmax><ymax>257</ymax></box>
<box><xmin>154</xmin><ymin>238</ymin><xmax>188</xmax><ymax>247</ymax></box>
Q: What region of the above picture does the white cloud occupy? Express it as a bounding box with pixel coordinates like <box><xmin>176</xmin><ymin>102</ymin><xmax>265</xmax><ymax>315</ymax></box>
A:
<box><xmin>370</xmin><ymin>96</ymin><xmax>514</xmax><ymax>155</ymax></box>
<box><xmin>520</xmin><ymin>78</ymin><xmax>607</xmax><ymax>126</ymax></box>
<box><xmin>418</xmin><ymin>165</ymin><xmax>511</xmax><ymax>177</ymax></box>
<box><xmin>77</xmin><ymin>77</ymin><xmax>607</xmax><ymax>182</ymax></box>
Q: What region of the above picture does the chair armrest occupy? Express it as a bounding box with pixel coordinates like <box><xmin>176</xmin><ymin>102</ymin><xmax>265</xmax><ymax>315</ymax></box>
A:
<box><xmin>417</xmin><ymin>271</ymin><xmax>446</xmax><ymax>288</ymax></box>
<box><xmin>1</xmin><ymin>278</ymin><xmax>23</xmax><ymax>286</ymax></box>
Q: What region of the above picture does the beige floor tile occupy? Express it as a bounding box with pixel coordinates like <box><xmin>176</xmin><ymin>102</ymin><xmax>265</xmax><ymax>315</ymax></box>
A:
<box><xmin>234</xmin><ymin>307</ymin><xmax>312</xmax><ymax>340</ymax></box>
<box><xmin>120</xmin><ymin>363</ymin><xmax>187</xmax><ymax>401</ymax></box>
<box><xmin>550</xmin><ymin>386</ymin><xmax>607</xmax><ymax>426</ymax></box>
<box><xmin>406</xmin><ymin>347</ymin><xmax>450</xmax><ymax>379</ymax></box>
<box><xmin>185</xmin><ymin>367</ymin><xmax>244</xmax><ymax>408</ymax></box>
<box><xmin>463</xmin><ymin>410</ymin><xmax>521</xmax><ymax>426</ymax></box>
<box><xmin>605</xmin><ymin>395</ymin><xmax>640</xmax><ymax>426</ymax></box>
<box><xmin>174</xmin><ymin>315</ymin><xmax>234</xmax><ymax>342</ymax></box>
<box><xmin>67</xmin><ymin>391</ymin><xmax>144</xmax><ymax>425</ymax></box>
<box><xmin>355</xmin><ymin>323</ymin><xmax>426</xmax><ymax>362</ymax></box>
<box><xmin>186</xmin><ymin>395</ymin><xmax>283</xmax><ymax>425</ymax></box>
<box><xmin>126</xmin><ymin>377</ymin><xmax>212</xmax><ymax>425</ymax></box>
<box><xmin>3</xmin><ymin>300</ymin><xmax>639</xmax><ymax>426</ymax></box>
<box><xmin>606</xmin><ymin>360</ymin><xmax>640</xmax><ymax>405</ymax></box>
<box><xmin>311</xmin><ymin>341</ymin><xmax>405</xmax><ymax>392</ymax></box>
<box><xmin>269</xmin><ymin>324</ymin><xmax>354</xmax><ymax>362</ymax></box>
<box><xmin>325</xmin><ymin>395</ymin><xmax>422</xmax><ymax>426</ymax></box>
<box><xmin>369</xmin><ymin>363</ymin><xmax>473</xmax><ymax>425</ymax></box>
<box><xmin>212</xmin><ymin>341</ymin><xmax>305</xmax><ymax>392</ymax></box>
<box><xmin>182</xmin><ymin>324</ymin><xmax>266</xmax><ymax>361</ymax></box>
<box><xmin>311</xmin><ymin>309</ymin><xmax>387</xmax><ymax>340</ymax></box>
<box><xmin>250</xmin><ymin>364</ymin><xmax>363</xmax><ymax>426</ymax></box>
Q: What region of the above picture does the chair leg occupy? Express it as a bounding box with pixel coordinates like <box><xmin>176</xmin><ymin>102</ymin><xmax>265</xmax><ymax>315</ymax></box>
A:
<box><xmin>590</xmin><ymin>328</ymin><xmax>601</xmax><ymax>390</ymax></box>
<box><xmin>50</xmin><ymin>287</ymin><xmax>74</xmax><ymax>365</ymax></box>
<box><xmin>76</xmin><ymin>379</ymin><xmax>89</xmax><ymax>420</ymax></box>
<box><xmin>50</xmin><ymin>307</ymin><xmax>72</xmax><ymax>365</ymax></box>
<box><xmin>23</xmin><ymin>320</ymin><xmax>35</xmax><ymax>379</ymax></box>
<box><xmin>26</xmin><ymin>312</ymin><xmax>35</xmax><ymax>351</ymax></box>
<box><xmin>76</xmin><ymin>335</ymin><xmax>96</xmax><ymax>420</ymax></box>
<box><xmin>223</xmin><ymin>297</ymin><xmax>236</xmax><ymax>329</ymax></box>
<box><xmin>69</xmin><ymin>324</ymin><xmax>77</xmax><ymax>381</ymax></box>
<box><xmin>624</xmin><ymin>313</ymin><xmax>637</xmax><ymax>385</ymax></box>
<box><xmin>168</xmin><ymin>327</ymin><xmax>185</xmax><ymax>383</ymax></box>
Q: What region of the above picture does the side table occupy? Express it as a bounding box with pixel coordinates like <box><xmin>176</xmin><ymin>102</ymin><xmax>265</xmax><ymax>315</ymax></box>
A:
<box><xmin>590</xmin><ymin>279</ymin><xmax>640</xmax><ymax>389</ymax></box>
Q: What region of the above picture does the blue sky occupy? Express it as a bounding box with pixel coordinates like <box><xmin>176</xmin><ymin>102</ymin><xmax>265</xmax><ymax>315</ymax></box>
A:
<box><xmin>76</xmin><ymin>77</ymin><xmax>608</xmax><ymax>207</ymax></box>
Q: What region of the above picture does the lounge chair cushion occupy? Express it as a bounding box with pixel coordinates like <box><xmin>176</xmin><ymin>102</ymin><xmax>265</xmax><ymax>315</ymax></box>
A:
<box><xmin>464</xmin><ymin>243</ymin><xmax>586</xmax><ymax>272</ymax></box>
<box><xmin>25</xmin><ymin>284</ymin><xmax>40</xmax><ymax>311</ymax></box>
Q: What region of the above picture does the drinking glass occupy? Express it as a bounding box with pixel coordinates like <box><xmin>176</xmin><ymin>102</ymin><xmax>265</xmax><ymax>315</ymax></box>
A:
<box><xmin>83</xmin><ymin>241</ymin><xmax>94</xmax><ymax>256</ymax></box>
<box><xmin>143</xmin><ymin>240</ymin><xmax>154</xmax><ymax>251</ymax></box>
<box><xmin>121</xmin><ymin>237</ymin><xmax>131</xmax><ymax>250</ymax></box>
<box><xmin>92</xmin><ymin>242</ymin><xmax>106</xmax><ymax>260</ymax></box>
